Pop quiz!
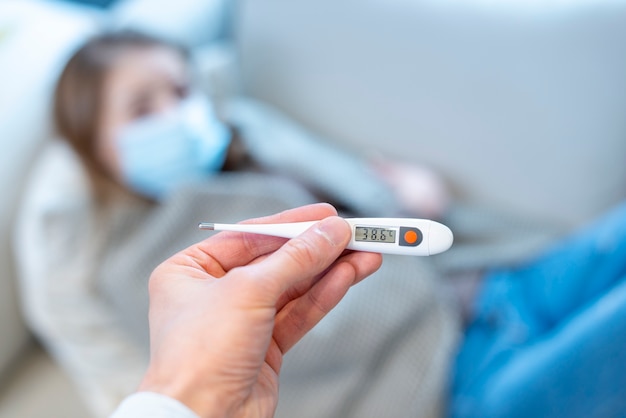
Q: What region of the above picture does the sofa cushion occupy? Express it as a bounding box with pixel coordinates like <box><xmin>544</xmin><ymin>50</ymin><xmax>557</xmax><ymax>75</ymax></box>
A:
<box><xmin>236</xmin><ymin>0</ymin><xmax>626</xmax><ymax>227</ymax></box>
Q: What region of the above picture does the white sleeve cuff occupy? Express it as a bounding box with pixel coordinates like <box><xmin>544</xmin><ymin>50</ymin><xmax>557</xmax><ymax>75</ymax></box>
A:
<box><xmin>109</xmin><ymin>392</ymin><xmax>200</xmax><ymax>418</ymax></box>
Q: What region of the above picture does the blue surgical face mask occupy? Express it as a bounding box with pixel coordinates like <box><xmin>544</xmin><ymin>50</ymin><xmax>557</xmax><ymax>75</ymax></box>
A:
<box><xmin>116</xmin><ymin>94</ymin><xmax>231</xmax><ymax>200</ymax></box>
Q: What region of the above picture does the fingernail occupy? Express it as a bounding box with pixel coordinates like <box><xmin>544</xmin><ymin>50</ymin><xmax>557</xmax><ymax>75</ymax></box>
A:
<box><xmin>315</xmin><ymin>217</ymin><xmax>348</xmax><ymax>247</ymax></box>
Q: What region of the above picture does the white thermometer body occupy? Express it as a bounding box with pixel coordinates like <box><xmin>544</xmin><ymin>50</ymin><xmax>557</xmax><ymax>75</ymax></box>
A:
<box><xmin>198</xmin><ymin>218</ymin><xmax>453</xmax><ymax>256</ymax></box>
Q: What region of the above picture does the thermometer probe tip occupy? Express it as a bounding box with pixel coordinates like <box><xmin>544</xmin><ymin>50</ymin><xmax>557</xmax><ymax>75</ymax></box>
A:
<box><xmin>198</xmin><ymin>222</ymin><xmax>215</xmax><ymax>230</ymax></box>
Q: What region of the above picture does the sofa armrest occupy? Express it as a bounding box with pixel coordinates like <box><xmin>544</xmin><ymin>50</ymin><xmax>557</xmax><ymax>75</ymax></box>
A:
<box><xmin>0</xmin><ymin>0</ymin><xmax>103</xmax><ymax>383</ymax></box>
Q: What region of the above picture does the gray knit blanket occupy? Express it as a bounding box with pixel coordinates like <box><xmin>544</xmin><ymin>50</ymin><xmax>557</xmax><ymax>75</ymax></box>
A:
<box><xmin>95</xmin><ymin>173</ymin><xmax>457</xmax><ymax>418</ymax></box>
<box><xmin>93</xmin><ymin>99</ymin><xmax>568</xmax><ymax>418</ymax></box>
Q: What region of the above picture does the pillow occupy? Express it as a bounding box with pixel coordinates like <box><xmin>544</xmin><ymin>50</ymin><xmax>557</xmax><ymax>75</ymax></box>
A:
<box><xmin>0</xmin><ymin>0</ymin><xmax>102</xmax><ymax>226</ymax></box>
<box><xmin>110</xmin><ymin>0</ymin><xmax>231</xmax><ymax>47</ymax></box>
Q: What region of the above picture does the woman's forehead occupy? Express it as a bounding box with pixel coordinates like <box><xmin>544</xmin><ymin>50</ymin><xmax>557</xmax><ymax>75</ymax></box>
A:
<box><xmin>101</xmin><ymin>47</ymin><xmax>189</xmax><ymax>102</ymax></box>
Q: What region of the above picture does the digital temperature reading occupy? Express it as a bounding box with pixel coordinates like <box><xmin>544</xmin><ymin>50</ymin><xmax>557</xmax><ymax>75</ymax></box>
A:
<box><xmin>354</xmin><ymin>226</ymin><xmax>397</xmax><ymax>243</ymax></box>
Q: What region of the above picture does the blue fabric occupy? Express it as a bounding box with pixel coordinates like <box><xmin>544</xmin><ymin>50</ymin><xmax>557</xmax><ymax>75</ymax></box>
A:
<box><xmin>449</xmin><ymin>202</ymin><xmax>626</xmax><ymax>418</ymax></box>
<box><xmin>56</xmin><ymin>0</ymin><xmax>119</xmax><ymax>8</ymax></box>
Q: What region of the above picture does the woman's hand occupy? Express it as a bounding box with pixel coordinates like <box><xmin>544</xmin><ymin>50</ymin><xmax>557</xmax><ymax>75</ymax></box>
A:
<box><xmin>371</xmin><ymin>157</ymin><xmax>450</xmax><ymax>219</ymax></box>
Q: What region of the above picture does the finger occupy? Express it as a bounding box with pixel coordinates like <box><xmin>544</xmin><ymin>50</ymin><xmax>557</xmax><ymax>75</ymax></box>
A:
<box><xmin>243</xmin><ymin>216</ymin><xmax>352</xmax><ymax>299</ymax></box>
<box><xmin>177</xmin><ymin>203</ymin><xmax>339</xmax><ymax>276</ymax></box>
<box><xmin>272</xmin><ymin>255</ymin><xmax>378</xmax><ymax>353</ymax></box>
<box><xmin>275</xmin><ymin>250</ymin><xmax>382</xmax><ymax>311</ymax></box>
<box><xmin>336</xmin><ymin>250</ymin><xmax>383</xmax><ymax>285</ymax></box>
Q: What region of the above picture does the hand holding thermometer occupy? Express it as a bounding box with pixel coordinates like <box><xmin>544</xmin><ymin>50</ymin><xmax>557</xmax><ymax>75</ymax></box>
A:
<box><xmin>198</xmin><ymin>218</ymin><xmax>453</xmax><ymax>256</ymax></box>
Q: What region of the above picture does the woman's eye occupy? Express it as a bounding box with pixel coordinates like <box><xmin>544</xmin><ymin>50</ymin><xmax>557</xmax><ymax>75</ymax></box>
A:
<box><xmin>131</xmin><ymin>99</ymin><xmax>154</xmax><ymax>119</ymax></box>
<box><xmin>132</xmin><ymin>106</ymin><xmax>151</xmax><ymax>119</ymax></box>
<box><xmin>175</xmin><ymin>84</ymin><xmax>190</xmax><ymax>99</ymax></box>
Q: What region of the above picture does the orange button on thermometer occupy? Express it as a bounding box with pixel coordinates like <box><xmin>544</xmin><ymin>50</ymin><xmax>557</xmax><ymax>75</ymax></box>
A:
<box><xmin>199</xmin><ymin>218</ymin><xmax>453</xmax><ymax>256</ymax></box>
<box><xmin>400</xmin><ymin>227</ymin><xmax>422</xmax><ymax>247</ymax></box>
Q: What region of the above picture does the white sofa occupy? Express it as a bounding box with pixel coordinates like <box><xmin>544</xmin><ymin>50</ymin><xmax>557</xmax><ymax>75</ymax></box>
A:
<box><xmin>0</xmin><ymin>0</ymin><xmax>230</xmax><ymax>415</ymax></box>
<box><xmin>2</xmin><ymin>0</ymin><xmax>626</xmax><ymax>416</ymax></box>
<box><xmin>0</xmin><ymin>3</ymin><xmax>101</xmax><ymax>415</ymax></box>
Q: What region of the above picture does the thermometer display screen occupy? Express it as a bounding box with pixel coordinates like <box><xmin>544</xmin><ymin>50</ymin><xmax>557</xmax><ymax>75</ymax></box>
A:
<box><xmin>354</xmin><ymin>226</ymin><xmax>397</xmax><ymax>243</ymax></box>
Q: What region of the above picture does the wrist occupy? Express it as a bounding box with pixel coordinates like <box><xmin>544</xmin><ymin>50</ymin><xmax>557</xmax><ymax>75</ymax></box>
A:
<box><xmin>138</xmin><ymin>367</ymin><xmax>235</xmax><ymax>418</ymax></box>
<box><xmin>113</xmin><ymin>392</ymin><xmax>201</xmax><ymax>418</ymax></box>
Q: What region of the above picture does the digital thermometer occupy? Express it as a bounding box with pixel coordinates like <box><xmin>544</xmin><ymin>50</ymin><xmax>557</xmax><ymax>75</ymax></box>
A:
<box><xmin>198</xmin><ymin>218</ymin><xmax>453</xmax><ymax>256</ymax></box>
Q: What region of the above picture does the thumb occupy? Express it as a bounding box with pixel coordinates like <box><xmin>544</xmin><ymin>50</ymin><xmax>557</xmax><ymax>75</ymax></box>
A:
<box><xmin>248</xmin><ymin>216</ymin><xmax>352</xmax><ymax>297</ymax></box>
